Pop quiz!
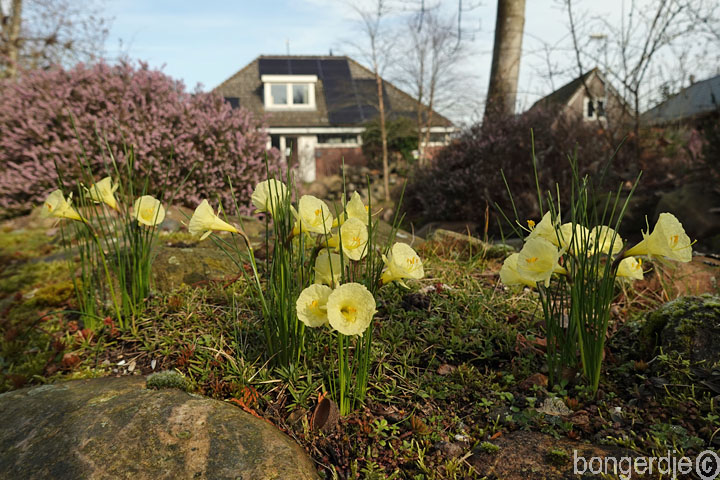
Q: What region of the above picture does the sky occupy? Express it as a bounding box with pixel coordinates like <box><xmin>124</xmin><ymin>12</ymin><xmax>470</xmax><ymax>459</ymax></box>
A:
<box><xmin>104</xmin><ymin>0</ymin><xmax>714</xmax><ymax>123</ymax></box>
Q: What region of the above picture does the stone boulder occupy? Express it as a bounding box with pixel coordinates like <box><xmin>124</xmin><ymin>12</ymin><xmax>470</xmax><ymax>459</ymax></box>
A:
<box><xmin>428</xmin><ymin>229</ymin><xmax>514</xmax><ymax>259</ymax></box>
<box><xmin>0</xmin><ymin>376</ymin><xmax>318</xmax><ymax>480</ymax></box>
<box><xmin>641</xmin><ymin>295</ymin><xmax>720</xmax><ymax>366</ymax></box>
<box><xmin>153</xmin><ymin>245</ymin><xmax>239</xmax><ymax>291</ymax></box>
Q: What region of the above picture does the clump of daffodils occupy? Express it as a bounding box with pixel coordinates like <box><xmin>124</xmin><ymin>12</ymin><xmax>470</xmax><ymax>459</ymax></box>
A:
<box><xmin>499</xmin><ymin>212</ymin><xmax>692</xmax><ymax>290</ymax></box>
<box><xmin>232</xmin><ymin>180</ymin><xmax>425</xmax><ymax>415</ymax></box>
<box><xmin>499</xmin><ymin>210</ymin><xmax>692</xmax><ymax>394</ymax></box>
<box><xmin>39</xmin><ymin>177</ymin><xmax>167</xmax><ymax>331</ymax></box>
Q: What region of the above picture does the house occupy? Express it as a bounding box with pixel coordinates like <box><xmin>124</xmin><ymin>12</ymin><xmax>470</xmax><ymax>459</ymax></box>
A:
<box><xmin>641</xmin><ymin>74</ymin><xmax>720</xmax><ymax>126</ymax></box>
<box><xmin>528</xmin><ymin>68</ymin><xmax>631</xmax><ymax>125</ymax></box>
<box><xmin>214</xmin><ymin>55</ymin><xmax>455</xmax><ymax>182</ymax></box>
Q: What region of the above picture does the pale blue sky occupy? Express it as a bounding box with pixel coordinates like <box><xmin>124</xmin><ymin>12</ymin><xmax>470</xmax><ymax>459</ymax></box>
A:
<box><xmin>105</xmin><ymin>0</ymin><xmax>702</xmax><ymax>120</ymax></box>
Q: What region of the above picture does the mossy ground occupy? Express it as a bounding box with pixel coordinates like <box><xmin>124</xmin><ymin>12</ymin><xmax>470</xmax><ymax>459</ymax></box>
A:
<box><xmin>1</xmin><ymin>226</ymin><xmax>719</xmax><ymax>479</ymax></box>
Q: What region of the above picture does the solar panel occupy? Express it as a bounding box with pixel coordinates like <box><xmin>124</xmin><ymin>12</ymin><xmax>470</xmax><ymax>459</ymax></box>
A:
<box><xmin>258</xmin><ymin>58</ymin><xmax>290</xmax><ymax>75</ymax></box>
<box><xmin>288</xmin><ymin>59</ymin><xmax>318</xmax><ymax>75</ymax></box>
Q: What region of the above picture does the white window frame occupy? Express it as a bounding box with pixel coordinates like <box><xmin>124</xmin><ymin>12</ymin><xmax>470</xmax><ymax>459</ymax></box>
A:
<box><xmin>262</xmin><ymin>75</ymin><xmax>317</xmax><ymax>111</ymax></box>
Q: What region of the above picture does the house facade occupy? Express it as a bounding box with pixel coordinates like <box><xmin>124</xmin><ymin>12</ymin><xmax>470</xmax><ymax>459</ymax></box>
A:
<box><xmin>214</xmin><ymin>55</ymin><xmax>455</xmax><ymax>182</ymax></box>
<box><xmin>528</xmin><ymin>68</ymin><xmax>631</xmax><ymax>126</ymax></box>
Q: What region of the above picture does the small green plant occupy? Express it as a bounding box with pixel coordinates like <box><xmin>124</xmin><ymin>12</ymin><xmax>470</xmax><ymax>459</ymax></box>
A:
<box><xmin>147</xmin><ymin>370</ymin><xmax>190</xmax><ymax>391</ymax></box>
<box><xmin>477</xmin><ymin>441</ymin><xmax>500</xmax><ymax>454</ymax></box>
<box><xmin>545</xmin><ymin>448</ymin><xmax>569</xmax><ymax>466</ymax></box>
<box><xmin>498</xmin><ymin>139</ymin><xmax>693</xmax><ymax>394</ymax></box>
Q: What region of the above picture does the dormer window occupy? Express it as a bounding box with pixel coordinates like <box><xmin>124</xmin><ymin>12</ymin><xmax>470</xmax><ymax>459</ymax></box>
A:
<box><xmin>262</xmin><ymin>75</ymin><xmax>317</xmax><ymax>110</ymax></box>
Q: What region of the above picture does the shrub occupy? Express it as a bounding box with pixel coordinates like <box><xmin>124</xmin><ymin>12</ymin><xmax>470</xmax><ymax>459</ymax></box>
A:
<box><xmin>0</xmin><ymin>61</ymin><xmax>278</xmax><ymax>218</ymax></box>
<box><xmin>362</xmin><ymin>116</ymin><xmax>418</xmax><ymax>171</ymax></box>
<box><xmin>403</xmin><ymin>106</ymin><xmax>630</xmax><ymax>233</ymax></box>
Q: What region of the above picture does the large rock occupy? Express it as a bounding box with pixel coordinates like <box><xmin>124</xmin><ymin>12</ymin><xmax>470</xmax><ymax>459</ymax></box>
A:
<box><xmin>641</xmin><ymin>295</ymin><xmax>720</xmax><ymax>366</ymax></box>
<box><xmin>0</xmin><ymin>376</ymin><xmax>318</xmax><ymax>480</ymax></box>
<box><xmin>427</xmin><ymin>228</ymin><xmax>514</xmax><ymax>259</ymax></box>
<box><xmin>153</xmin><ymin>245</ymin><xmax>239</xmax><ymax>291</ymax></box>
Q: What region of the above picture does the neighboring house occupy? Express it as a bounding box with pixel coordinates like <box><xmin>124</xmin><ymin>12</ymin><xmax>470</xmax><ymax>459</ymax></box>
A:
<box><xmin>214</xmin><ymin>55</ymin><xmax>455</xmax><ymax>182</ymax></box>
<box><xmin>528</xmin><ymin>68</ymin><xmax>631</xmax><ymax>126</ymax></box>
<box><xmin>641</xmin><ymin>74</ymin><xmax>720</xmax><ymax>126</ymax></box>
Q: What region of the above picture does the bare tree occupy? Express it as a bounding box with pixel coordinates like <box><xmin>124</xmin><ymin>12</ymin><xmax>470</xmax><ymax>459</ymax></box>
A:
<box><xmin>485</xmin><ymin>0</ymin><xmax>526</xmax><ymax>119</ymax></box>
<box><xmin>395</xmin><ymin>6</ymin><xmax>473</xmax><ymax>165</ymax></box>
<box><xmin>348</xmin><ymin>0</ymin><xmax>393</xmax><ymax>201</ymax></box>
<box><xmin>0</xmin><ymin>0</ymin><xmax>109</xmax><ymax>79</ymax></box>
<box><xmin>564</xmin><ymin>0</ymin><xmax>716</xmax><ymax>143</ymax></box>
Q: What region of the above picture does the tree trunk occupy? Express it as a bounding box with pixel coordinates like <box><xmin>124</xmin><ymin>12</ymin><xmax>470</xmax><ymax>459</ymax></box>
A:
<box><xmin>3</xmin><ymin>0</ymin><xmax>23</xmax><ymax>79</ymax></box>
<box><xmin>375</xmin><ymin>68</ymin><xmax>390</xmax><ymax>201</ymax></box>
<box><xmin>485</xmin><ymin>0</ymin><xmax>526</xmax><ymax>119</ymax></box>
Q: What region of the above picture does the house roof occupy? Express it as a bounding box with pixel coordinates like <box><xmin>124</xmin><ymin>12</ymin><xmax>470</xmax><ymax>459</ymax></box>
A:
<box><xmin>641</xmin><ymin>74</ymin><xmax>720</xmax><ymax>125</ymax></box>
<box><xmin>214</xmin><ymin>55</ymin><xmax>453</xmax><ymax>129</ymax></box>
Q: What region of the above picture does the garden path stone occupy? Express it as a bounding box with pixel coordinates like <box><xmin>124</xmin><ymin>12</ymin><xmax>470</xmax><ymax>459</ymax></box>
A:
<box><xmin>0</xmin><ymin>376</ymin><xmax>318</xmax><ymax>480</ymax></box>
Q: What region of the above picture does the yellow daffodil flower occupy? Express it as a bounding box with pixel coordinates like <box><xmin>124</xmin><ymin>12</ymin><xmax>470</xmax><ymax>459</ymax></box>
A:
<box><xmin>346</xmin><ymin>191</ymin><xmax>370</xmax><ymax>224</ymax></box>
<box><xmin>499</xmin><ymin>253</ymin><xmax>539</xmax><ymax>288</ymax></box>
<box><xmin>336</xmin><ymin>217</ymin><xmax>368</xmax><ymax>261</ymax></box>
<box><xmin>590</xmin><ymin>225</ymin><xmax>623</xmax><ymax>255</ymax></box>
<box><xmin>189</xmin><ymin>199</ymin><xmax>239</xmax><ymax>240</ymax></box>
<box><xmin>41</xmin><ymin>189</ymin><xmax>84</xmax><ymax>222</ymax></box>
<box><xmin>527</xmin><ymin>212</ymin><xmax>560</xmax><ymax>246</ymax></box>
<box><xmin>558</xmin><ymin>222</ymin><xmax>590</xmax><ymax>253</ymax></box>
<box><xmin>296</xmin><ymin>284</ymin><xmax>333</xmax><ymax>328</ymax></box>
<box><xmin>624</xmin><ymin>213</ymin><xmax>692</xmax><ymax>262</ymax></box>
<box><xmin>517</xmin><ymin>237</ymin><xmax>562</xmax><ymax>287</ymax></box>
<box><xmin>86</xmin><ymin>176</ymin><xmax>119</xmax><ymax>210</ymax></box>
<box><xmin>333</xmin><ymin>192</ymin><xmax>371</xmax><ymax>227</ymax></box>
<box><xmin>381</xmin><ymin>242</ymin><xmax>424</xmax><ymax>286</ymax></box>
<box><xmin>296</xmin><ymin>195</ymin><xmax>333</xmax><ymax>235</ymax></box>
<box><xmin>616</xmin><ymin>257</ymin><xmax>644</xmax><ymax>280</ymax></box>
<box><xmin>326</xmin><ymin>282</ymin><xmax>376</xmax><ymax>336</ymax></box>
<box><xmin>133</xmin><ymin>195</ymin><xmax>165</xmax><ymax>227</ymax></box>
<box><xmin>251</xmin><ymin>179</ymin><xmax>287</xmax><ymax>216</ymax></box>
<box><xmin>315</xmin><ymin>249</ymin><xmax>344</xmax><ymax>287</ymax></box>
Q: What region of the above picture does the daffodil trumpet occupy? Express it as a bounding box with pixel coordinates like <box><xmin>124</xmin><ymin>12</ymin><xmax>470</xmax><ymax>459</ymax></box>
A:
<box><xmin>189</xmin><ymin>199</ymin><xmax>239</xmax><ymax>240</ymax></box>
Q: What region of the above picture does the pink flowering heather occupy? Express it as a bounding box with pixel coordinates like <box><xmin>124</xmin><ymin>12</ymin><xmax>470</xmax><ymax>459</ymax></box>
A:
<box><xmin>0</xmin><ymin>61</ymin><xmax>279</xmax><ymax>218</ymax></box>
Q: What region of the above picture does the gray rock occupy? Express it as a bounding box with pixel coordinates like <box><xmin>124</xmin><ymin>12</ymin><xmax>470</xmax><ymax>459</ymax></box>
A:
<box><xmin>642</xmin><ymin>294</ymin><xmax>720</xmax><ymax>366</ymax></box>
<box><xmin>428</xmin><ymin>228</ymin><xmax>514</xmax><ymax>258</ymax></box>
<box><xmin>0</xmin><ymin>376</ymin><xmax>318</xmax><ymax>480</ymax></box>
<box><xmin>153</xmin><ymin>245</ymin><xmax>239</xmax><ymax>291</ymax></box>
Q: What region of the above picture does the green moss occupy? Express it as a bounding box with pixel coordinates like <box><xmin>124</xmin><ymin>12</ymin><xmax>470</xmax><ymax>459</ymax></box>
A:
<box><xmin>545</xmin><ymin>448</ymin><xmax>570</xmax><ymax>466</ymax></box>
<box><xmin>0</xmin><ymin>228</ymin><xmax>57</xmax><ymax>260</ymax></box>
<box><xmin>641</xmin><ymin>295</ymin><xmax>720</xmax><ymax>362</ymax></box>
<box><xmin>477</xmin><ymin>441</ymin><xmax>500</xmax><ymax>454</ymax></box>
<box><xmin>146</xmin><ymin>371</ymin><xmax>189</xmax><ymax>391</ymax></box>
<box><xmin>0</xmin><ymin>261</ymin><xmax>69</xmax><ymax>295</ymax></box>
